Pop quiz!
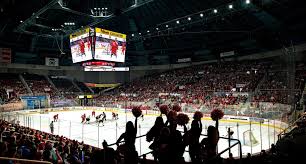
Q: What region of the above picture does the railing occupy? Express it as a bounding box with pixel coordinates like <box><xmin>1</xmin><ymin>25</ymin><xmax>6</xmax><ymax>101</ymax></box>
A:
<box><xmin>198</xmin><ymin>131</ymin><xmax>243</xmax><ymax>160</ymax></box>
<box><xmin>277</xmin><ymin>113</ymin><xmax>305</xmax><ymax>140</ymax></box>
<box><xmin>0</xmin><ymin>157</ymin><xmax>52</xmax><ymax>164</ymax></box>
<box><xmin>105</xmin><ymin>129</ymin><xmax>243</xmax><ymax>162</ymax></box>
<box><xmin>108</xmin><ymin>134</ymin><xmax>147</xmax><ymax>147</ymax></box>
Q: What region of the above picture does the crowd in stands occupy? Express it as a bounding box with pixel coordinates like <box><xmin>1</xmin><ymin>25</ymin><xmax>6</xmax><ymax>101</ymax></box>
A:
<box><xmin>23</xmin><ymin>73</ymin><xmax>56</xmax><ymax>96</ymax></box>
<box><xmin>49</xmin><ymin>76</ymin><xmax>80</xmax><ymax>94</ymax></box>
<box><xmin>0</xmin><ymin>87</ymin><xmax>7</xmax><ymax>103</ymax></box>
<box><xmin>97</xmin><ymin>61</ymin><xmax>266</xmax><ymax>105</ymax></box>
<box><xmin>0</xmin><ymin>61</ymin><xmax>304</xmax><ymax>107</ymax></box>
<box><xmin>0</xmin><ymin>73</ymin><xmax>93</xmax><ymax>105</ymax></box>
<box><xmin>95</xmin><ymin>61</ymin><xmax>304</xmax><ymax>107</ymax></box>
<box><xmin>75</xmin><ymin>81</ymin><xmax>92</xmax><ymax>94</ymax></box>
<box><xmin>255</xmin><ymin>70</ymin><xmax>305</xmax><ymax>104</ymax></box>
<box><xmin>0</xmin><ymin>73</ymin><xmax>28</xmax><ymax>102</ymax></box>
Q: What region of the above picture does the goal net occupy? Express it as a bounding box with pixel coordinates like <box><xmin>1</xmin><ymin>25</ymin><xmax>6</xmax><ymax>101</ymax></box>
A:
<box><xmin>243</xmin><ymin>130</ymin><xmax>259</xmax><ymax>146</ymax></box>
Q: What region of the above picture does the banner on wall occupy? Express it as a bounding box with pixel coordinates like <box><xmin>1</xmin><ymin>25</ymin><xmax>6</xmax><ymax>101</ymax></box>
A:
<box><xmin>45</xmin><ymin>57</ymin><xmax>59</xmax><ymax>66</ymax></box>
<box><xmin>85</xmin><ymin>83</ymin><xmax>120</xmax><ymax>88</ymax></box>
<box><xmin>236</xmin><ymin>84</ymin><xmax>246</xmax><ymax>88</ymax></box>
<box><xmin>20</xmin><ymin>96</ymin><xmax>48</xmax><ymax>109</ymax></box>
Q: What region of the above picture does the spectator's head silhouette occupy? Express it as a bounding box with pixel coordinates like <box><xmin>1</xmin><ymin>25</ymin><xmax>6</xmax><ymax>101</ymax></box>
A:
<box><xmin>191</xmin><ymin>120</ymin><xmax>200</xmax><ymax>130</ymax></box>
<box><xmin>102</xmin><ymin>140</ymin><xmax>108</xmax><ymax>148</ymax></box>
<box><xmin>126</xmin><ymin>121</ymin><xmax>135</xmax><ymax>135</ymax></box>
<box><xmin>160</xmin><ymin>127</ymin><xmax>170</xmax><ymax>138</ymax></box>
<box><xmin>154</xmin><ymin>116</ymin><xmax>164</xmax><ymax>128</ymax></box>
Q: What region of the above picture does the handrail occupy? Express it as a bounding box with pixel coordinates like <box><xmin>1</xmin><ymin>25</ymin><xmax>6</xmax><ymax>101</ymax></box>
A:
<box><xmin>0</xmin><ymin>157</ymin><xmax>52</xmax><ymax>164</ymax></box>
<box><xmin>214</xmin><ymin>141</ymin><xmax>242</xmax><ymax>159</ymax></box>
<box><xmin>108</xmin><ymin>134</ymin><xmax>146</xmax><ymax>146</ymax></box>
<box><xmin>277</xmin><ymin>113</ymin><xmax>305</xmax><ymax>140</ymax></box>
<box><xmin>139</xmin><ymin>151</ymin><xmax>154</xmax><ymax>157</ymax></box>
<box><xmin>199</xmin><ymin>133</ymin><xmax>243</xmax><ymax>160</ymax></box>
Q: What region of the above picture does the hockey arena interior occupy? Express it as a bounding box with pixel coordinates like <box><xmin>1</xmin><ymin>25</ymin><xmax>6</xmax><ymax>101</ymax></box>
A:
<box><xmin>0</xmin><ymin>0</ymin><xmax>306</xmax><ymax>164</ymax></box>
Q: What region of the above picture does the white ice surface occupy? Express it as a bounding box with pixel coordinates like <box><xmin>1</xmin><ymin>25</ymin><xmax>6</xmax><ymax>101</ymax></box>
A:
<box><xmin>14</xmin><ymin>110</ymin><xmax>281</xmax><ymax>161</ymax></box>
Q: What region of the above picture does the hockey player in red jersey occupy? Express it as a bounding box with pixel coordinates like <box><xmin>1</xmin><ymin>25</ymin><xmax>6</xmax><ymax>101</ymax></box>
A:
<box><xmin>81</xmin><ymin>114</ymin><xmax>86</xmax><ymax>123</ymax></box>
<box><xmin>87</xmin><ymin>38</ymin><xmax>91</xmax><ymax>50</ymax></box>
<box><xmin>92</xmin><ymin>110</ymin><xmax>95</xmax><ymax>117</ymax></box>
<box><xmin>79</xmin><ymin>40</ymin><xmax>85</xmax><ymax>56</ymax></box>
<box><xmin>121</xmin><ymin>42</ymin><xmax>126</xmax><ymax>55</ymax></box>
<box><xmin>110</xmin><ymin>39</ymin><xmax>118</xmax><ymax>58</ymax></box>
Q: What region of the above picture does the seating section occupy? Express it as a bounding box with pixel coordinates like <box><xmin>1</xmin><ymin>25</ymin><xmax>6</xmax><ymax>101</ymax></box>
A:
<box><xmin>0</xmin><ymin>87</ymin><xmax>7</xmax><ymax>103</ymax></box>
<box><xmin>75</xmin><ymin>80</ymin><xmax>92</xmax><ymax>93</ymax></box>
<box><xmin>97</xmin><ymin>61</ymin><xmax>266</xmax><ymax>104</ymax></box>
<box><xmin>49</xmin><ymin>76</ymin><xmax>80</xmax><ymax>94</ymax></box>
<box><xmin>0</xmin><ymin>61</ymin><xmax>305</xmax><ymax>163</ymax></box>
<box><xmin>1</xmin><ymin>61</ymin><xmax>305</xmax><ymax>106</ymax></box>
<box><xmin>22</xmin><ymin>73</ymin><xmax>56</xmax><ymax>95</ymax></box>
<box><xmin>0</xmin><ymin>73</ymin><xmax>28</xmax><ymax>102</ymax></box>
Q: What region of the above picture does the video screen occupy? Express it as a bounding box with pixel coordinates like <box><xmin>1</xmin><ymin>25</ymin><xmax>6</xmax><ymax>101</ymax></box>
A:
<box><xmin>94</xmin><ymin>28</ymin><xmax>126</xmax><ymax>63</ymax></box>
<box><xmin>70</xmin><ymin>28</ymin><xmax>93</xmax><ymax>63</ymax></box>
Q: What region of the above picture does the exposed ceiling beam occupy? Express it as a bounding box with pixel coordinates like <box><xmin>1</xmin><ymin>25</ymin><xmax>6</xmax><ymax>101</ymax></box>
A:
<box><xmin>65</xmin><ymin>0</ymin><xmax>156</xmax><ymax>37</ymax></box>
<box><xmin>54</xmin><ymin>4</ymin><xmax>94</xmax><ymax>18</ymax></box>
<box><xmin>15</xmin><ymin>0</ymin><xmax>59</xmax><ymax>32</ymax></box>
<box><xmin>32</xmin><ymin>23</ymin><xmax>53</xmax><ymax>30</ymax></box>
<box><xmin>20</xmin><ymin>30</ymin><xmax>56</xmax><ymax>38</ymax></box>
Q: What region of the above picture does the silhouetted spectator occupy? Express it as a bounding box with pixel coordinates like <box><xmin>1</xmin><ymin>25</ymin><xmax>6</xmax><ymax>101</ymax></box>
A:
<box><xmin>201</xmin><ymin>126</ymin><xmax>219</xmax><ymax>162</ymax></box>
<box><xmin>146</xmin><ymin>116</ymin><xmax>164</xmax><ymax>161</ymax></box>
<box><xmin>156</xmin><ymin>127</ymin><xmax>171</xmax><ymax>164</ymax></box>
<box><xmin>168</xmin><ymin>120</ymin><xmax>184</xmax><ymax>163</ymax></box>
<box><xmin>116</xmin><ymin>118</ymin><xmax>138</xmax><ymax>164</ymax></box>
<box><xmin>184</xmin><ymin>120</ymin><xmax>202</xmax><ymax>163</ymax></box>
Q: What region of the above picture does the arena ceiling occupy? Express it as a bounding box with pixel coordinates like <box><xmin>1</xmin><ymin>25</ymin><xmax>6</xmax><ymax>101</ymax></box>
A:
<box><xmin>0</xmin><ymin>0</ymin><xmax>305</xmax><ymax>66</ymax></box>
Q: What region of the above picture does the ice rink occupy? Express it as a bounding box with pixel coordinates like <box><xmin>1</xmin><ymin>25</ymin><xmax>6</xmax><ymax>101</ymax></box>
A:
<box><xmin>8</xmin><ymin>109</ymin><xmax>284</xmax><ymax>161</ymax></box>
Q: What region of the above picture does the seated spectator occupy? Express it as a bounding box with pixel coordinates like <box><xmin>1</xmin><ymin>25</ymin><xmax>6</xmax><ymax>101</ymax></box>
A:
<box><xmin>200</xmin><ymin>126</ymin><xmax>219</xmax><ymax>161</ymax></box>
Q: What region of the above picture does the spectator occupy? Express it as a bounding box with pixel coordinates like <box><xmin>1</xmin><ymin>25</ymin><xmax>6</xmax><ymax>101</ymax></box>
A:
<box><xmin>146</xmin><ymin>116</ymin><xmax>164</xmax><ymax>161</ymax></box>
<box><xmin>116</xmin><ymin>118</ymin><xmax>138</xmax><ymax>164</ymax></box>
<box><xmin>225</xmin><ymin>153</ymin><xmax>236</xmax><ymax>164</ymax></box>
<box><xmin>168</xmin><ymin>120</ymin><xmax>184</xmax><ymax>163</ymax></box>
<box><xmin>156</xmin><ymin>127</ymin><xmax>171</xmax><ymax>164</ymax></box>
<box><xmin>201</xmin><ymin>126</ymin><xmax>219</xmax><ymax>161</ymax></box>
<box><xmin>91</xmin><ymin>140</ymin><xmax>117</xmax><ymax>164</ymax></box>
<box><xmin>184</xmin><ymin>120</ymin><xmax>202</xmax><ymax>163</ymax></box>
